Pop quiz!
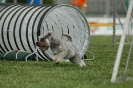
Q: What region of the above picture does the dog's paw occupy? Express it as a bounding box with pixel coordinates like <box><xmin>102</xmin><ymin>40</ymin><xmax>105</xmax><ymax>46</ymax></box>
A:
<box><xmin>79</xmin><ymin>60</ymin><xmax>86</xmax><ymax>67</ymax></box>
<box><xmin>55</xmin><ymin>62</ymin><xmax>60</xmax><ymax>64</ymax></box>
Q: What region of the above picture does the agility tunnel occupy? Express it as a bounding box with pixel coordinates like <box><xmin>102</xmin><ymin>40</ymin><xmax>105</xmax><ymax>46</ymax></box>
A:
<box><xmin>0</xmin><ymin>3</ymin><xmax>90</xmax><ymax>61</ymax></box>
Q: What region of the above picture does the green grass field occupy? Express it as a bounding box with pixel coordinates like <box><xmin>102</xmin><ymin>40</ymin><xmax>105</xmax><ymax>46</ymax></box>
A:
<box><xmin>0</xmin><ymin>36</ymin><xmax>133</xmax><ymax>88</ymax></box>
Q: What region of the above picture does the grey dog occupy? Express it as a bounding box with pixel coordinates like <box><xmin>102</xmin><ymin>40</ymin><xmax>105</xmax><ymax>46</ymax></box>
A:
<box><xmin>36</xmin><ymin>32</ymin><xmax>86</xmax><ymax>67</ymax></box>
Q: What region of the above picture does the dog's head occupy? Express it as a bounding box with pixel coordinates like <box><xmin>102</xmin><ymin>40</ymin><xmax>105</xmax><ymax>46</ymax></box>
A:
<box><xmin>36</xmin><ymin>32</ymin><xmax>52</xmax><ymax>52</ymax></box>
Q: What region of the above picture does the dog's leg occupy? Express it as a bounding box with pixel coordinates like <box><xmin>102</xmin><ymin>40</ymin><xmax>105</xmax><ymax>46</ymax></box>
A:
<box><xmin>79</xmin><ymin>60</ymin><xmax>86</xmax><ymax>67</ymax></box>
<box><xmin>55</xmin><ymin>51</ymin><xmax>68</xmax><ymax>64</ymax></box>
<box><xmin>54</xmin><ymin>55</ymin><xmax>58</xmax><ymax>60</ymax></box>
<box><xmin>69</xmin><ymin>55</ymin><xmax>86</xmax><ymax>67</ymax></box>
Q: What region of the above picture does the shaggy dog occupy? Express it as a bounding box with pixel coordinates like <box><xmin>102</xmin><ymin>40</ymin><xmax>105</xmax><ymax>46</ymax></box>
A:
<box><xmin>36</xmin><ymin>32</ymin><xmax>86</xmax><ymax>67</ymax></box>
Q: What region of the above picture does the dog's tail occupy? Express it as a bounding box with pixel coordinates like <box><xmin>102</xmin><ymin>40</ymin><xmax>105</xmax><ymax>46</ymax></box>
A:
<box><xmin>63</xmin><ymin>34</ymin><xmax>73</xmax><ymax>42</ymax></box>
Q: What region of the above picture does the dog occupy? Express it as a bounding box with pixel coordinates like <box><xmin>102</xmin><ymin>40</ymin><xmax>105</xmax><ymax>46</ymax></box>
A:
<box><xmin>36</xmin><ymin>32</ymin><xmax>86</xmax><ymax>67</ymax></box>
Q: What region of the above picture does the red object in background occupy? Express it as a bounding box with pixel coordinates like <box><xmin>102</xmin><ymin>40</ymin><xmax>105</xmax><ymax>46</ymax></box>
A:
<box><xmin>71</xmin><ymin>0</ymin><xmax>87</xmax><ymax>6</ymax></box>
<box><xmin>89</xmin><ymin>22</ymin><xmax>98</xmax><ymax>33</ymax></box>
<box><xmin>89</xmin><ymin>22</ymin><xmax>97</xmax><ymax>24</ymax></box>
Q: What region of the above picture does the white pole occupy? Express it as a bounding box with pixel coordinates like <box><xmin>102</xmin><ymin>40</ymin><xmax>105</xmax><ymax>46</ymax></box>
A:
<box><xmin>111</xmin><ymin>0</ymin><xmax>133</xmax><ymax>83</ymax></box>
<box><xmin>30</xmin><ymin>0</ymin><xmax>34</xmax><ymax>4</ymax></box>
<box><xmin>40</xmin><ymin>0</ymin><xmax>43</xmax><ymax>4</ymax></box>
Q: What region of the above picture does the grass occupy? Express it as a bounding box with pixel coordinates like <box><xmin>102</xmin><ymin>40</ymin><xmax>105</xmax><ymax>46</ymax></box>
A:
<box><xmin>0</xmin><ymin>36</ymin><xmax>133</xmax><ymax>88</ymax></box>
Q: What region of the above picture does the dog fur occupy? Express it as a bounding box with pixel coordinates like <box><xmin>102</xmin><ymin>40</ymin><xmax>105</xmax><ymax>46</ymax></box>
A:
<box><xmin>36</xmin><ymin>32</ymin><xmax>86</xmax><ymax>67</ymax></box>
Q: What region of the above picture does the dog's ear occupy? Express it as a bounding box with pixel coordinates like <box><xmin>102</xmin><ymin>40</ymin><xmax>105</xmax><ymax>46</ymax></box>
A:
<box><xmin>47</xmin><ymin>31</ymin><xmax>52</xmax><ymax>36</ymax></box>
<box><xmin>51</xmin><ymin>37</ymin><xmax>53</xmax><ymax>40</ymax></box>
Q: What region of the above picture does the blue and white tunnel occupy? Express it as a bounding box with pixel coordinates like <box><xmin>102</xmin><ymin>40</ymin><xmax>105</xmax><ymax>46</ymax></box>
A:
<box><xmin>0</xmin><ymin>4</ymin><xmax>90</xmax><ymax>60</ymax></box>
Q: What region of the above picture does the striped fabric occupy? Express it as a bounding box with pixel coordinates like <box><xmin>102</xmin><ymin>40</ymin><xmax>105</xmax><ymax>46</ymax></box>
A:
<box><xmin>0</xmin><ymin>4</ymin><xmax>89</xmax><ymax>61</ymax></box>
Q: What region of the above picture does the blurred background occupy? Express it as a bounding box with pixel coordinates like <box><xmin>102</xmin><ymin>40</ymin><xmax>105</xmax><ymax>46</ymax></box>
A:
<box><xmin>0</xmin><ymin>0</ymin><xmax>129</xmax><ymax>36</ymax></box>
<box><xmin>0</xmin><ymin>0</ymin><xmax>127</xmax><ymax>16</ymax></box>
